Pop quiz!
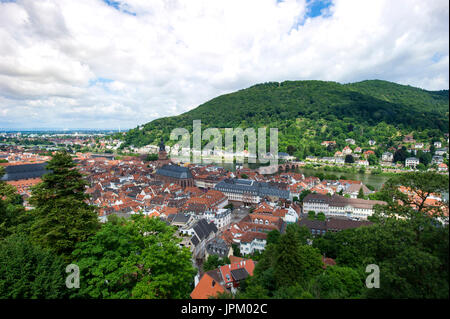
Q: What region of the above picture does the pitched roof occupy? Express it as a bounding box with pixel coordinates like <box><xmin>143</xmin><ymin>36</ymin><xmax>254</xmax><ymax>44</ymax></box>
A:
<box><xmin>156</xmin><ymin>164</ymin><xmax>193</xmax><ymax>179</ymax></box>
<box><xmin>1</xmin><ymin>163</ymin><xmax>50</xmax><ymax>181</ymax></box>
<box><xmin>190</xmin><ymin>271</ymin><xmax>226</xmax><ymax>299</ymax></box>
<box><xmin>230</xmin><ymin>268</ymin><xmax>249</xmax><ymax>281</ymax></box>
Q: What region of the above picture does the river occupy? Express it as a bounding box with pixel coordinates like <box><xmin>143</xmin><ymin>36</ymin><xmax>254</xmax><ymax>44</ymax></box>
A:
<box><xmin>208</xmin><ymin>160</ymin><xmax>391</xmax><ymax>190</ymax></box>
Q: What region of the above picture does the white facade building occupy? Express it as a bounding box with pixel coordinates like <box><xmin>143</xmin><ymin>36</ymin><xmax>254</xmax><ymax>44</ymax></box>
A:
<box><xmin>303</xmin><ymin>193</ymin><xmax>386</xmax><ymax>220</ymax></box>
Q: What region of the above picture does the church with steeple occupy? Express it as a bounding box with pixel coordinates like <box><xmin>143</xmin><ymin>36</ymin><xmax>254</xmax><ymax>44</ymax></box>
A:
<box><xmin>154</xmin><ymin>137</ymin><xmax>171</xmax><ymax>167</ymax></box>
<box><xmin>154</xmin><ymin>137</ymin><xmax>194</xmax><ymax>187</ymax></box>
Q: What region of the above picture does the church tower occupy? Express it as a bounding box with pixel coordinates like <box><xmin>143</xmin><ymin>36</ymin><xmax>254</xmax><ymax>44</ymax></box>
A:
<box><xmin>158</xmin><ymin>138</ymin><xmax>168</xmax><ymax>161</ymax></box>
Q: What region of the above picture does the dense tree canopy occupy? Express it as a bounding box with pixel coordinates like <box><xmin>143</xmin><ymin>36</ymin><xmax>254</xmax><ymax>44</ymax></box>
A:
<box><xmin>234</xmin><ymin>172</ymin><xmax>449</xmax><ymax>299</ymax></box>
<box><xmin>28</xmin><ymin>151</ymin><xmax>100</xmax><ymax>259</ymax></box>
<box><xmin>0</xmin><ymin>234</ymin><xmax>67</xmax><ymax>299</ymax></box>
<box><xmin>71</xmin><ymin>214</ymin><xmax>196</xmax><ymax>299</ymax></box>
<box><xmin>0</xmin><ymin>168</ymin><xmax>29</xmax><ymax>239</ymax></box>
<box><xmin>120</xmin><ymin>80</ymin><xmax>449</xmax><ymax>160</ymax></box>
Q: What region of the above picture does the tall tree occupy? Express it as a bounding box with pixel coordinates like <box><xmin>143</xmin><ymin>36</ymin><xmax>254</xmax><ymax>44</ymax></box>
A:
<box><xmin>357</xmin><ymin>187</ymin><xmax>365</xmax><ymax>199</ymax></box>
<box><xmin>71</xmin><ymin>214</ymin><xmax>196</xmax><ymax>299</ymax></box>
<box><xmin>273</xmin><ymin>224</ymin><xmax>322</xmax><ymax>288</ymax></box>
<box><xmin>29</xmin><ymin>151</ymin><xmax>100</xmax><ymax>259</ymax></box>
<box><xmin>0</xmin><ymin>233</ymin><xmax>67</xmax><ymax>299</ymax></box>
<box><xmin>0</xmin><ymin>168</ymin><xmax>30</xmax><ymax>239</ymax></box>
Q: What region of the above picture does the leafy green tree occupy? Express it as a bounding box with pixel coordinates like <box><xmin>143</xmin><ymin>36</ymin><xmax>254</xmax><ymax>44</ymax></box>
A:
<box><xmin>374</xmin><ymin>171</ymin><xmax>449</xmax><ymax>220</ymax></box>
<box><xmin>232</xmin><ymin>243</ymin><xmax>242</xmax><ymax>257</ymax></box>
<box><xmin>146</xmin><ymin>153</ymin><xmax>158</xmax><ymax>161</ymax></box>
<box><xmin>316</xmin><ymin>212</ymin><xmax>326</xmax><ymax>221</ymax></box>
<box><xmin>345</xmin><ymin>155</ymin><xmax>354</xmax><ymax>164</ymax></box>
<box><xmin>314</xmin><ymin>266</ymin><xmax>364</xmax><ymax>298</ymax></box>
<box><xmin>357</xmin><ymin>187</ymin><xmax>365</xmax><ymax>199</ymax></box>
<box><xmin>203</xmin><ymin>254</ymin><xmax>230</xmax><ymax>272</ymax></box>
<box><xmin>71</xmin><ymin>214</ymin><xmax>196</xmax><ymax>299</ymax></box>
<box><xmin>286</xmin><ymin>145</ymin><xmax>297</xmax><ymax>156</ymax></box>
<box><xmin>368</xmin><ymin>154</ymin><xmax>378</xmax><ymax>166</ymax></box>
<box><xmin>267</xmin><ymin>230</ymin><xmax>281</xmax><ymax>246</ymax></box>
<box><xmin>308</xmin><ymin>211</ymin><xmax>316</xmax><ymax>220</ymax></box>
<box><xmin>366</xmin><ymin>246</ymin><xmax>448</xmax><ymax>298</ymax></box>
<box><xmin>0</xmin><ymin>169</ymin><xmax>31</xmax><ymax>239</ymax></box>
<box><xmin>393</xmin><ymin>147</ymin><xmax>409</xmax><ymax>163</ymax></box>
<box><xmin>224</xmin><ymin>203</ymin><xmax>234</xmax><ymax>210</ymax></box>
<box><xmin>0</xmin><ymin>233</ymin><xmax>67</xmax><ymax>299</ymax></box>
<box><xmin>273</xmin><ymin>224</ymin><xmax>323</xmax><ymax>288</ymax></box>
<box><xmin>28</xmin><ymin>152</ymin><xmax>100</xmax><ymax>259</ymax></box>
<box><xmin>314</xmin><ymin>212</ymin><xmax>449</xmax><ymax>299</ymax></box>
<box><xmin>299</xmin><ymin>189</ymin><xmax>312</xmax><ymax>203</ymax></box>
<box><xmin>416</xmin><ymin>163</ymin><xmax>426</xmax><ymax>171</ymax></box>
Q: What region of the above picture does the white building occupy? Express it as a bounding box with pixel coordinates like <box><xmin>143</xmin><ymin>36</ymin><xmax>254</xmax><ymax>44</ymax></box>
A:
<box><xmin>335</xmin><ymin>156</ymin><xmax>345</xmax><ymax>164</ymax></box>
<box><xmin>239</xmin><ymin>232</ymin><xmax>267</xmax><ymax>255</ymax></box>
<box><xmin>405</xmin><ymin>157</ymin><xmax>420</xmax><ymax>168</ymax></box>
<box><xmin>432</xmin><ymin>155</ymin><xmax>444</xmax><ymax>165</ymax></box>
<box><xmin>303</xmin><ymin>193</ymin><xmax>386</xmax><ymax>220</ymax></box>
<box><xmin>204</xmin><ymin>208</ymin><xmax>232</xmax><ymax>231</ymax></box>
<box><xmin>381</xmin><ymin>152</ymin><xmax>393</xmax><ymax>162</ymax></box>
<box><xmin>345</xmin><ymin>138</ymin><xmax>355</xmax><ymax>145</ymax></box>
<box><xmin>357</xmin><ymin>159</ymin><xmax>369</xmax><ymax>166</ymax></box>
<box><xmin>283</xmin><ymin>206</ymin><xmax>299</xmax><ymax>223</ymax></box>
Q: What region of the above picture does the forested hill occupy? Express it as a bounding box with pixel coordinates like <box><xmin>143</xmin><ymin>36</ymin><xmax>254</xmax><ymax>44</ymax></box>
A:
<box><xmin>121</xmin><ymin>80</ymin><xmax>449</xmax><ymax>156</ymax></box>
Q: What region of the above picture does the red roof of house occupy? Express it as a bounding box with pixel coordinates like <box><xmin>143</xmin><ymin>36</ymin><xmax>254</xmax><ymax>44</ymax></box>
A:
<box><xmin>190</xmin><ymin>272</ymin><xmax>226</xmax><ymax>299</ymax></box>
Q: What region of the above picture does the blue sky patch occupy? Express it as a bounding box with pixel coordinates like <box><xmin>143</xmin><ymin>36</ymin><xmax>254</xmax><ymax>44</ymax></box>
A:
<box><xmin>431</xmin><ymin>52</ymin><xmax>445</xmax><ymax>63</ymax></box>
<box><xmin>89</xmin><ymin>77</ymin><xmax>114</xmax><ymax>87</ymax></box>
<box><xmin>290</xmin><ymin>0</ymin><xmax>333</xmax><ymax>31</ymax></box>
<box><xmin>102</xmin><ymin>0</ymin><xmax>136</xmax><ymax>16</ymax></box>
<box><xmin>306</xmin><ymin>0</ymin><xmax>333</xmax><ymax>18</ymax></box>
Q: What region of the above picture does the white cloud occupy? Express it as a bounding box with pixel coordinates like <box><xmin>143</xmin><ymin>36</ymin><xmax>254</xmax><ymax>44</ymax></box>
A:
<box><xmin>0</xmin><ymin>0</ymin><xmax>448</xmax><ymax>129</ymax></box>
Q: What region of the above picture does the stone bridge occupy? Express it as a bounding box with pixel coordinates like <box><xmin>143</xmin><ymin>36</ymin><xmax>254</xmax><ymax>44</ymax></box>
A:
<box><xmin>258</xmin><ymin>161</ymin><xmax>302</xmax><ymax>174</ymax></box>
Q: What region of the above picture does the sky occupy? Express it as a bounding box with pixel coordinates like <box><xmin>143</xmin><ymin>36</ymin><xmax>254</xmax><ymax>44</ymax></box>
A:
<box><xmin>0</xmin><ymin>0</ymin><xmax>448</xmax><ymax>130</ymax></box>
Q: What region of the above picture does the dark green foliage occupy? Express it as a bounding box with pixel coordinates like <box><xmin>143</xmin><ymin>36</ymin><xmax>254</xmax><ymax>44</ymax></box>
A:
<box><xmin>232</xmin><ymin>243</ymin><xmax>242</xmax><ymax>257</ymax></box>
<box><xmin>71</xmin><ymin>214</ymin><xmax>196</xmax><ymax>299</ymax></box>
<box><xmin>368</xmin><ymin>154</ymin><xmax>378</xmax><ymax>165</ymax></box>
<box><xmin>239</xmin><ymin>224</ymin><xmax>322</xmax><ymax>298</ymax></box>
<box><xmin>316</xmin><ymin>212</ymin><xmax>326</xmax><ymax>221</ymax></box>
<box><xmin>357</xmin><ymin>187</ymin><xmax>365</xmax><ymax>199</ymax></box>
<box><xmin>240</xmin><ymin>171</ymin><xmax>449</xmax><ymax>299</ymax></box>
<box><xmin>345</xmin><ymin>155</ymin><xmax>354</xmax><ymax>164</ymax></box>
<box><xmin>313</xmin><ymin>266</ymin><xmax>364</xmax><ymax>299</ymax></box>
<box><xmin>28</xmin><ymin>151</ymin><xmax>100</xmax><ymax>259</ymax></box>
<box><xmin>266</xmin><ymin>230</ymin><xmax>281</xmax><ymax>245</ymax></box>
<box><xmin>286</xmin><ymin>145</ymin><xmax>297</xmax><ymax>155</ymax></box>
<box><xmin>0</xmin><ymin>234</ymin><xmax>67</xmax><ymax>299</ymax></box>
<box><xmin>203</xmin><ymin>254</ymin><xmax>230</xmax><ymax>272</ymax></box>
<box><xmin>0</xmin><ymin>170</ymin><xmax>31</xmax><ymax>239</ymax></box>
<box><xmin>146</xmin><ymin>153</ymin><xmax>158</xmax><ymax>161</ymax></box>
<box><xmin>299</xmin><ymin>189</ymin><xmax>312</xmax><ymax>203</ymax></box>
<box><xmin>121</xmin><ymin>80</ymin><xmax>448</xmax><ymax>156</ymax></box>
<box><xmin>393</xmin><ymin>147</ymin><xmax>409</xmax><ymax>163</ymax></box>
<box><xmin>224</xmin><ymin>203</ymin><xmax>234</xmax><ymax>210</ymax></box>
<box><xmin>313</xmin><ymin>172</ymin><xmax>449</xmax><ymax>299</ymax></box>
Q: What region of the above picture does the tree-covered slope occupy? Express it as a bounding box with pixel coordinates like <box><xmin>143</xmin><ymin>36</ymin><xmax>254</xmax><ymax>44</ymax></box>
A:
<box><xmin>122</xmin><ymin>80</ymin><xmax>449</xmax><ymax>152</ymax></box>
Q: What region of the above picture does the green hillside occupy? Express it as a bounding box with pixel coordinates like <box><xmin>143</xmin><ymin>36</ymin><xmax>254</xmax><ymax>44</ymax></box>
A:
<box><xmin>121</xmin><ymin>80</ymin><xmax>449</xmax><ymax>159</ymax></box>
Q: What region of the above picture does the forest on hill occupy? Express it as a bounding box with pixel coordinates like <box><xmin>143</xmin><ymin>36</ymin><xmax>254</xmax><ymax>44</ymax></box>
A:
<box><xmin>120</xmin><ymin>80</ymin><xmax>449</xmax><ymax>159</ymax></box>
